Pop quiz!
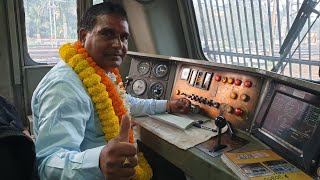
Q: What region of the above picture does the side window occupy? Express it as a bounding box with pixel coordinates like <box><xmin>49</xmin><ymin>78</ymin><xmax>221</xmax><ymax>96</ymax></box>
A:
<box><xmin>93</xmin><ymin>0</ymin><xmax>104</xmax><ymax>5</ymax></box>
<box><xmin>192</xmin><ymin>0</ymin><xmax>320</xmax><ymax>80</ymax></box>
<box><xmin>23</xmin><ymin>0</ymin><xmax>77</xmax><ymax>64</ymax></box>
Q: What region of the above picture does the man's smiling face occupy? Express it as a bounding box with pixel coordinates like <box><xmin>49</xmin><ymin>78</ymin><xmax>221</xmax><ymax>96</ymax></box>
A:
<box><xmin>80</xmin><ymin>13</ymin><xmax>129</xmax><ymax>72</ymax></box>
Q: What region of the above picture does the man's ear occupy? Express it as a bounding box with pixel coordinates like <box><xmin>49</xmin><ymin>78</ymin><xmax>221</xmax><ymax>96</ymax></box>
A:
<box><xmin>79</xmin><ymin>28</ymin><xmax>87</xmax><ymax>45</ymax></box>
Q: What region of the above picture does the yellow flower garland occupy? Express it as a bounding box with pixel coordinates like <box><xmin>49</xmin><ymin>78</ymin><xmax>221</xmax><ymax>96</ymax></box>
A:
<box><xmin>59</xmin><ymin>41</ymin><xmax>152</xmax><ymax>180</ymax></box>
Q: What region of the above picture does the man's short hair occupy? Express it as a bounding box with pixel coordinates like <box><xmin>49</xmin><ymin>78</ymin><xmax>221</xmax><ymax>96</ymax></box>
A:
<box><xmin>80</xmin><ymin>2</ymin><xmax>128</xmax><ymax>32</ymax></box>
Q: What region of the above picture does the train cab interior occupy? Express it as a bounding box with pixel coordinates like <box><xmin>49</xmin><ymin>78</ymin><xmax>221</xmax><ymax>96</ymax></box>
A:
<box><xmin>0</xmin><ymin>0</ymin><xmax>320</xmax><ymax>179</ymax></box>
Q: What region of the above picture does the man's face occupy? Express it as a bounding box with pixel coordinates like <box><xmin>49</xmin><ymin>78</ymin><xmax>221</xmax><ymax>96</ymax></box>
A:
<box><xmin>80</xmin><ymin>14</ymin><xmax>129</xmax><ymax>72</ymax></box>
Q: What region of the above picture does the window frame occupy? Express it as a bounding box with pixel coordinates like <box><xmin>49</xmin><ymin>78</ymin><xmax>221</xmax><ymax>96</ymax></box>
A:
<box><xmin>188</xmin><ymin>0</ymin><xmax>320</xmax><ymax>80</ymax></box>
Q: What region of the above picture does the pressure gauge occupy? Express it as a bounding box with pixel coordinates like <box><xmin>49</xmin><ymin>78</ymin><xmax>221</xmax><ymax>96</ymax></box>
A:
<box><xmin>137</xmin><ymin>61</ymin><xmax>150</xmax><ymax>75</ymax></box>
<box><xmin>153</xmin><ymin>64</ymin><xmax>168</xmax><ymax>78</ymax></box>
<box><xmin>150</xmin><ymin>82</ymin><xmax>164</xmax><ymax>99</ymax></box>
<box><xmin>132</xmin><ymin>79</ymin><xmax>147</xmax><ymax>95</ymax></box>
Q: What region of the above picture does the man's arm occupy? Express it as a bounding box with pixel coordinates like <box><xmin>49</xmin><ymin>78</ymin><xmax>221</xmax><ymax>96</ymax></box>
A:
<box><xmin>126</xmin><ymin>94</ymin><xmax>191</xmax><ymax>116</ymax></box>
<box><xmin>126</xmin><ymin>94</ymin><xmax>167</xmax><ymax>116</ymax></box>
<box><xmin>33</xmin><ymin>82</ymin><xmax>104</xmax><ymax>179</ymax></box>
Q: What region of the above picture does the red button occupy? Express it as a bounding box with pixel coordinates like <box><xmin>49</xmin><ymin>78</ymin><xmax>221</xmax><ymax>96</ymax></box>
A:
<box><xmin>234</xmin><ymin>108</ymin><xmax>243</xmax><ymax>116</ymax></box>
<box><xmin>234</xmin><ymin>79</ymin><xmax>242</xmax><ymax>86</ymax></box>
<box><xmin>244</xmin><ymin>81</ymin><xmax>252</xmax><ymax>87</ymax></box>
<box><xmin>215</xmin><ymin>75</ymin><xmax>221</xmax><ymax>81</ymax></box>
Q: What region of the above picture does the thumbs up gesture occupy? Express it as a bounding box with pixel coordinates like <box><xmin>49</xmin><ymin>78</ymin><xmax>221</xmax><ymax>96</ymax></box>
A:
<box><xmin>99</xmin><ymin>114</ymin><xmax>138</xmax><ymax>179</ymax></box>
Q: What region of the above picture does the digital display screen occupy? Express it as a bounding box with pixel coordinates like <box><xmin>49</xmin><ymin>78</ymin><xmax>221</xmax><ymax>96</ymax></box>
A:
<box><xmin>189</xmin><ymin>70</ymin><xmax>198</xmax><ymax>86</ymax></box>
<box><xmin>180</xmin><ymin>68</ymin><xmax>191</xmax><ymax>80</ymax></box>
<box><xmin>195</xmin><ymin>71</ymin><xmax>204</xmax><ymax>86</ymax></box>
<box><xmin>261</xmin><ymin>92</ymin><xmax>320</xmax><ymax>153</ymax></box>
<box><xmin>202</xmin><ymin>72</ymin><xmax>212</xmax><ymax>90</ymax></box>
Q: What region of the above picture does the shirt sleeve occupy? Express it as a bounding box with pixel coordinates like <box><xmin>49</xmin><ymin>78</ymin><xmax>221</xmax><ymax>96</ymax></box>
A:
<box><xmin>126</xmin><ymin>94</ymin><xmax>167</xmax><ymax>116</ymax></box>
<box><xmin>33</xmin><ymin>82</ymin><xmax>104</xmax><ymax>180</ymax></box>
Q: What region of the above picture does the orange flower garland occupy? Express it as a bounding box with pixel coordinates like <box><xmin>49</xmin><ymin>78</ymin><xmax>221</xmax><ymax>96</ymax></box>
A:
<box><xmin>59</xmin><ymin>41</ymin><xmax>152</xmax><ymax>180</ymax></box>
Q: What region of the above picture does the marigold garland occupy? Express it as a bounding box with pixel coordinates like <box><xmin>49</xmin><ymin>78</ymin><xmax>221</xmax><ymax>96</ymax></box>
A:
<box><xmin>59</xmin><ymin>41</ymin><xmax>152</xmax><ymax>180</ymax></box>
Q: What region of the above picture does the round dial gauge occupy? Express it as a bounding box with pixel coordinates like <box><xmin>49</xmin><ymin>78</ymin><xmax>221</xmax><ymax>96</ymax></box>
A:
<box><xmin>132</xmin><ymin>79</ymin><xmax>147</xmax><ymax>95</ymax></box>
<box><xmin>153</xmin><ymin>64</ymin><xmax>168</xmax><ymax>78</ymax></box>
<box><xmin>150</xmin><ymin>82</ymin><xmax>164</xmax><ymax>98</ymax></box>
<box><xmin>137</xmin><ymin>61</ymin><xmax>150</xmax><ymax>75</ymax></box>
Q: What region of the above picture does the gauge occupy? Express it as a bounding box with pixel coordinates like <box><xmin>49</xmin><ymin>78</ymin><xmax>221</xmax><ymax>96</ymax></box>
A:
<box><xmin>132</xmin><ymin>79</ymin><xmax>147</xmax><ymax>95</ymax></box>
<box><xmin>153</xmin><ymin>64</ymin><xmax>168</xmax><ymax>78</ymax></box>
<box><xmin>137</xmin><ymin>61</ymin><xmax>150</xmax><ymax>75</ymax></box>
<box><xmin>150</xmin><ymin>82</ymin><xmax>164</xmax><ymax>99</ymax></box>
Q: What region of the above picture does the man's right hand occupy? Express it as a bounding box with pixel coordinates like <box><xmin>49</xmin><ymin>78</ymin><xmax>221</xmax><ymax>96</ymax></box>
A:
<box><xmin>99</xmin><ymin>114</ymin><xmax>138</xmax><ymax>179</ymax></box>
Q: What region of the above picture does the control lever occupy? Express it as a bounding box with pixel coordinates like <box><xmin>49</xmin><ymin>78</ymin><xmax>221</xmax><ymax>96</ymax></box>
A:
<box><xmin>210</xmin><ymin>116</ymin><xmax>227</xmax><ymax>152</ymax></box>
<box><xmin>226</xmin><ymin>121</ymin><xmax>236</xmax><ymax>140</ymax></box>
<box><xmin>124</xmin><ymin>76</ymin><xmax>133</xmax><ymax>89</ymax></box>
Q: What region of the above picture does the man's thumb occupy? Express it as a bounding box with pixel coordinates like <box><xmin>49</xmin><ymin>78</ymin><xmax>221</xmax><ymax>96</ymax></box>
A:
<box><xmin>118</xmin><ymin>113</ymin><xmax>131</xmax><ymax>142</ymax></box>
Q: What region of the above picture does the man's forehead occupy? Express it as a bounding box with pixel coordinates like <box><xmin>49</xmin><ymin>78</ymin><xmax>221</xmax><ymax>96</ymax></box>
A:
<box><xmin>95</xmin><ymin>14</ymin><xmax>129</xmax><ymax>32</ymax></box>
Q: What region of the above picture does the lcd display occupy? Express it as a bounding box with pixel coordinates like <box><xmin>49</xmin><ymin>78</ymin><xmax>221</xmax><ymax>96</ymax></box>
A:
<box><xmin>180</xmin><ymin>68</ymin><xmax>191</xmax><ymax>80</ymax></box>
<box><xmin>202</xmin><ymin>72</ymin><xmax>213</xmax><ymax>90</ymax></box>
<box><xmin>195</xmin><ymin>71</ymin><xmax>204</xmax><ymax>87</ymax></box>
<box><xmin>261</xmin><ymin>92</ymin><xmax>320</xmax><ymax>153</ymax></box>
<box><xmin>189</xmin><ymin>70</ymin><xmax>198</xmax><ymax>86</ymax></box>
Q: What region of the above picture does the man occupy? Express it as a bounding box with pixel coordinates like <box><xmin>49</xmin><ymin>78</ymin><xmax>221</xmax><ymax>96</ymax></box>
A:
<box><xmin>32</xmin><ymin>2</ymin><xmax>190</xmax><ymax>179</ymax></box>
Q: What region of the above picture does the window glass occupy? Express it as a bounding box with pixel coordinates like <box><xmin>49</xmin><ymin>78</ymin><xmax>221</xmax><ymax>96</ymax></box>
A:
<box><xmin>93</xmin><ymin>0</ymin><xmax>104</xmax><ymax>5</ymax></box>
<box><xmin>192</xmin><ymin>0</ymin><xmax>320</xmax><ymax>80</ymax></box>
<box><xmin>24</xmin><ymin>0</ymin><xmax>77</xmax><ymax>64</ymax></box>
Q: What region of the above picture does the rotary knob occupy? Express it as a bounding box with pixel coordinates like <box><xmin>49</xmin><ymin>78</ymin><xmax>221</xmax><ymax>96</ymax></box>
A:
<box><xmin>195</xmin><ymin>95</ymin><xmax>200</xmax><ymax>102</ymax></box>
<box><xmin>213</xmin><ymin>102</ymin><xmax>220</xmax><ymax>108</ymax></box>
<box><xmin>240</xmin><ymin>94</ymin><xmax>249</xmax><ymax>101</ymax></box>
<box><xmin>203</xmin><ymin>98</ymin><xmax>208</xmax><ymax>105</ymax></box>
<box><xmin>222</xmin><ymin>77</ymin><xmax>228</xmax><ymax>83</ymax></box>
<box><xmin>230</xmin><ymin>92</ymin><xmax>238</xmax><ymax>99</ymax></box>
<box><xmin>227</xmin><ymin>78</ymin><xmax>234</xmax><ymax>84</ymax></box>
<box><xmin>191</xmin><ymin>94</ymin><xmax>195</xmax><ymax>100</ymax></box>
<box><xmin>191</xmin><ymin>104</ymin><xmax>201</xmax><ymax>114</ymax></box>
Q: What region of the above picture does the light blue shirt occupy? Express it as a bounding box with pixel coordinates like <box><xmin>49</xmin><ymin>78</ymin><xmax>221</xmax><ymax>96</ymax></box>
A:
<box><xmin>32</xmin><ymin>61</ymin><xmax>167</xmax><ymax>179</ymax></box>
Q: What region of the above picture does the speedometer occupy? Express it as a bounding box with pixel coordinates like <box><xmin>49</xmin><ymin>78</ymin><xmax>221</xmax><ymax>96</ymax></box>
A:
<box><xmin>137</xmin><ymin>61</ymin><xmax>150</xmax><ymax>75</ymax></box>
<box><xmin>153</xmin><ymin>64</ymin><xmax>168</xmax><ymax>78</ymax></box>
<box><xmin>150</xmin><ymin>82</ymin><xmax>164</xmax><ymax>99</ymax></box>
<box><xmin>132</xmin><ymin>79</ymin><xmax>147</xmax><ymax>95</ymax></box>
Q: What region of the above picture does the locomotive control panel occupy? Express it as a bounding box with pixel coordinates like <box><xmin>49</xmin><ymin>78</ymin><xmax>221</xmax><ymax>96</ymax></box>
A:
<box><xmin>127</xmin><ymin>54</ymin><xmax>264</xmax><ymax>131</ymax></box>
<box><xmin>171</xmin><ymin>64</ymin><xmax>264</xmax><ymax>131</ymax></box>
<box><xmin>126</xmin><ymin>52</ymin><xmax>320</xmax><ymax>178</ymax></box>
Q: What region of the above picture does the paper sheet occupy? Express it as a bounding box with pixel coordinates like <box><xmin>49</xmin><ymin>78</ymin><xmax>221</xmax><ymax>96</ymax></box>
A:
<box><xmin>133</xmin><ymin>114</ymin><xmax>228</xmax><ymax>150</ymax></box>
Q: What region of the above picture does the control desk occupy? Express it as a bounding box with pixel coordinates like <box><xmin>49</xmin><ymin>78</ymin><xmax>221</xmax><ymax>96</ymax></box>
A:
<box><xmin>125</xmin><ymin>51</ymin><xmax>320</xmax><ymax>179</ymax></box>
